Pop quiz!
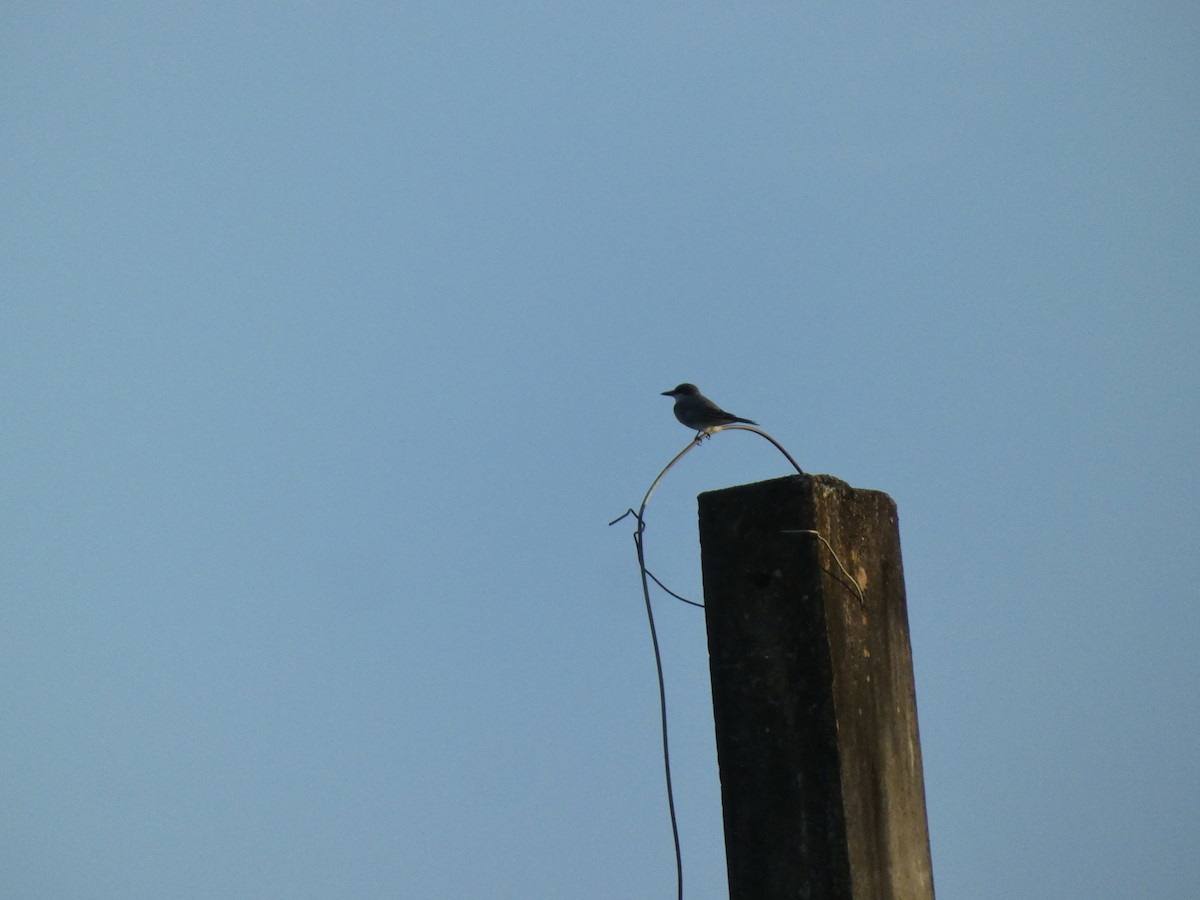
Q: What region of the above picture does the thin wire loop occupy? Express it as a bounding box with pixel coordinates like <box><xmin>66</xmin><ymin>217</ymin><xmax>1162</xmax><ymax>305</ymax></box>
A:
<box><xmin>609</xmin><ymin>426</ymin><xmax>807</xmax><ymax>900</ymax></box>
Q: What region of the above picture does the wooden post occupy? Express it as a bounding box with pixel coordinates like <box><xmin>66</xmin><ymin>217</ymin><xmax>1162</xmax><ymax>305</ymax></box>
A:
<box><xmin>698</xmin><ymin>474</ymin><xmax>934</xmax><ymax>900</ymax></box>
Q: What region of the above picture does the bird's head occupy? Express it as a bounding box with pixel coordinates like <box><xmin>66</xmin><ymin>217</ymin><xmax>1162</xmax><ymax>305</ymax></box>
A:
<box><xmin>661</xmin><ymin>383</ymin><xmax>700</xmax><ymax>397</ymax></box>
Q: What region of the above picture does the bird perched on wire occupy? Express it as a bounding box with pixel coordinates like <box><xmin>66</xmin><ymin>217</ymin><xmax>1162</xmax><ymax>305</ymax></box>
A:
<box><xmin>661</xmin><ymin>383</ymin><xmax>757</xmax><ymax>440</ymax></box>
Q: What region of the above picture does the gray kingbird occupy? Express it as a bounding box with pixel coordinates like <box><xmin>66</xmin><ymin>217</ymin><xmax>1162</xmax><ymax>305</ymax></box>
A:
<box><xmin>661</xmin><ymin>383</ymin><xmax>757</xmax><ymax>438</ymax></box>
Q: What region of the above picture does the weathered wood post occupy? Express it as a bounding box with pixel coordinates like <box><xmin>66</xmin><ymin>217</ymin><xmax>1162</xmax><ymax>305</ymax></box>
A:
<box><xmin>698</xmin><ymin>473</ymin><xmax>934</xmax><ymax>900</ymax></box>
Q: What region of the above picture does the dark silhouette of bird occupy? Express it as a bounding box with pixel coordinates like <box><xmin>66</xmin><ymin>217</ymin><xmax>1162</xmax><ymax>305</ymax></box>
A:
<box><xmin>661</xmin><ymin>383</ymin><xmax>757</xmax><ymax>438</ymax></box>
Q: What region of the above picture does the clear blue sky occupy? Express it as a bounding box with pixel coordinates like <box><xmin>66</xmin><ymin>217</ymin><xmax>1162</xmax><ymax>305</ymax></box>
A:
<box><xmin>3</xmin><ymin>4</ymin><xmax>1197</xmax><ymax>898</ymax></box>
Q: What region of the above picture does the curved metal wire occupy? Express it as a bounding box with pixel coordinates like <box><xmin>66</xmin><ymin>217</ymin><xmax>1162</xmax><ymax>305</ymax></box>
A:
<box><xmin>609</xmin><ymin>425</ymin><xmax>806</xmax><ymax>900</ymax></box>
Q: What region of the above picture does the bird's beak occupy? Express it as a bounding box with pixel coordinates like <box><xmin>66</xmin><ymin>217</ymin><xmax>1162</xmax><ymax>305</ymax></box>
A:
<box><xmin>661</xmin><ymin>390</ymin><xmax>674</xmax><ymax>396</ymax></box>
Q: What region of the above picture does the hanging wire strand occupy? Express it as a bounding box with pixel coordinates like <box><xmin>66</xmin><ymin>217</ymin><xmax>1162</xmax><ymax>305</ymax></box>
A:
<box><xmin>780</xmin><ymin>529</ymin><xmax>866</xmax><ymax>609</ymax></box>
<box><xmin>610</xmin><ymin>425</ymin><xmax>869</xmax><ymax>898</ymax></box>
<box><xmin>644</xmin><ymin>569</ymin><xmax>703</xmax><ymax>609</ymax></box>
<box><xmin>608</xmin><ymin>424</ymin><xmax>806</xmax><ymax>900</ymax></box>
